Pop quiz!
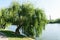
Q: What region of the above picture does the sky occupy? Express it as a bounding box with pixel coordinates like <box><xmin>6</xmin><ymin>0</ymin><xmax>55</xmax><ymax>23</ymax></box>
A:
<box><xmin>0</xmin><ymin>0</ymin><xmax>60</xmax><ymax>20</ymax></box>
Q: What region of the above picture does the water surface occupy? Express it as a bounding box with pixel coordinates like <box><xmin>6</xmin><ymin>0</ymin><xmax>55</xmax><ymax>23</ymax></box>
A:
<box><xmin>6</xmin><ymin>24</ymin><xmax>60</xmax><ymax>40</ymax></box>
<box><xmin>41</xmin><ymin>24</ymin><xmax>60</xmax><ymax>40</ymax></box>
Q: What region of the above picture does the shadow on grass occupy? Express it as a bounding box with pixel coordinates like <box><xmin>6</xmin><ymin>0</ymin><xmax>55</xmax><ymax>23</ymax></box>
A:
<box><xmin>0</xmin><ymin>30</ymin><xmax>25</xmax><ymax>38</ymax></box>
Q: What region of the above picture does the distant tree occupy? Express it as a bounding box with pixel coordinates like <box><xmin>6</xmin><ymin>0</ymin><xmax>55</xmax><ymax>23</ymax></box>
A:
<box><xmin>54</xmin><ymin>19</ymin><xmax>60</xmax><ymax>23</ymax></box>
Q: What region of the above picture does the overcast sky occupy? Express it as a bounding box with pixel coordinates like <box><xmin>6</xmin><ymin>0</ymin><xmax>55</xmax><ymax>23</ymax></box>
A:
<box><xmin>0</xmin><ymin>0</ymin><xmax>60</xmax><ymax>20</ymax></box>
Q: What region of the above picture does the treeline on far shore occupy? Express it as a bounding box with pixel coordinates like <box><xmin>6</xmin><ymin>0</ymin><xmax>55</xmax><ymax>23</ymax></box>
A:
<box><xmin>49</xmin><ymin>18</ymin><xmax>60</xmax><ymax>23</ymax></box>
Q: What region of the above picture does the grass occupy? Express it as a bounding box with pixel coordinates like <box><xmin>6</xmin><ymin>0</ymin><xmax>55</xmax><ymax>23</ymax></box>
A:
<box><xmin>0</xmin><ymin>29</ymin><xmax>34</xmax><ymax>40</ymax></box>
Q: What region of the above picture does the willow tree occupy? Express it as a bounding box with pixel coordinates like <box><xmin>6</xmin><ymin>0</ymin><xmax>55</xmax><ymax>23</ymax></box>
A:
<box><xmin>0</xmin><ymin>2</ymin><xmax>47</xmax><ymax>37</ymax></box>
<box><xmin>0</xmin><ymin>8</ymin><xmax>7</xmax><ymax>28</ymax></box>
<box><xmin>34</xmin><ymin>9</ymin><xmax>47</xmax><ymax>37</ymax></box>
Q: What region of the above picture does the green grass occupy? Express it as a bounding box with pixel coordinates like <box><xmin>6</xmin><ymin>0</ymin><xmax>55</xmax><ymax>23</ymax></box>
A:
<box><xmin>0</xmin><ymin>29</ymin><xmax>34</xmax><ymax>40</ymax></box>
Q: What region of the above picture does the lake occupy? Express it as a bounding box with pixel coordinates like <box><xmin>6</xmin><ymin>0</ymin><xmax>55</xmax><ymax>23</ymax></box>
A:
<box><xmin>6</xmin><ymin>24</ymin><xmax>60</xmax><ymax>40</ymax></box>
<box><xmin>41</xmin><ymin>24</ymin><xmax>60</xmax><ymax>40</ymax></box>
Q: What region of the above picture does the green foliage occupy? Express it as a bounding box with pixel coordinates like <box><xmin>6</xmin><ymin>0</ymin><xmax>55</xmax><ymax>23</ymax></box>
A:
<box><xmin>49</xmin><ymin>18</ymin><xmax>60</xmax><ymax>23</ymax></box>
<box><xmin>54</xmin><ymin>19</ymin><xmax>60</xmax><ymax>23</ymax></box>
<box><xmin>0</xmin><ymin>2</ymin><xmax>47</xmax><ymax>37</ymax></box>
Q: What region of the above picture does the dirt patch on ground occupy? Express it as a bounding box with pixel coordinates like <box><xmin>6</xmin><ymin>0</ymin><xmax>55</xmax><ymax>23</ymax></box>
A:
<box><xmin>0</xmin><ymin>32</ymin><xmax>8</xmax><ymax>40</ymax></box>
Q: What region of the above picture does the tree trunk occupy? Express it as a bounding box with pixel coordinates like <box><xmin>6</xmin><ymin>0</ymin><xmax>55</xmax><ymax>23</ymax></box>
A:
<box><xmin>15</xmin><ymin>25</ymin><xmax>21</xmax><ymax>35</ymax></box>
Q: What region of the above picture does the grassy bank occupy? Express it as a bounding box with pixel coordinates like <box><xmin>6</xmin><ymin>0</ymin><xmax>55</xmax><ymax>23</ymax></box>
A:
<box><xmin>0</xmin><ymin>30</ymin><xmax>34</xmax><ymax>40</ymax></box>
